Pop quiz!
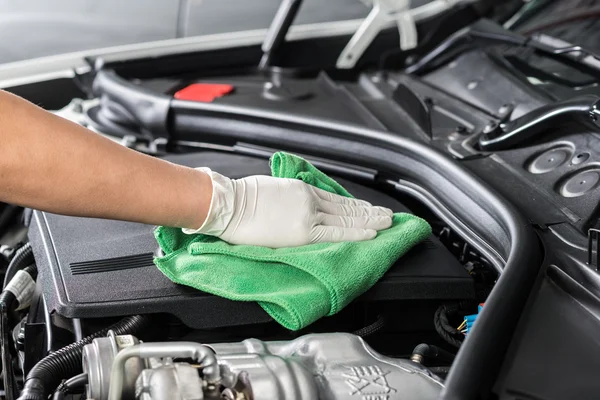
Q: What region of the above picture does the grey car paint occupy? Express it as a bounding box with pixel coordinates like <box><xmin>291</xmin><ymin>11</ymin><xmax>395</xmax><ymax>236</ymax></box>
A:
<box><xmin>0</xmin><ymin>0</ymin><xmax>369</xmax><ymax>64</ymax></box>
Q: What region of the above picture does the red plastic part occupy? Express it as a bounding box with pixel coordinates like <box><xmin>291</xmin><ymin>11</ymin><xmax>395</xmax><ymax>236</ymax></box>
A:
<box><xmin>173</xmin><ymin>83</ymin><xmax>234</xmax><ymax>102</ymax></box>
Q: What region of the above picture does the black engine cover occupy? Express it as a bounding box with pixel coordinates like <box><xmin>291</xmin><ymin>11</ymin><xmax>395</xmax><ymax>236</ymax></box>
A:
<box><xmin>30</xmin><ymin>152</ymin><xmax>474</xmax><ymax>329</ymax></box>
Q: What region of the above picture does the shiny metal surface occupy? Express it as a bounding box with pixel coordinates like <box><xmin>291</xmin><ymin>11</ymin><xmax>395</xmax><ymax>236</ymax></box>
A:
<box><xmin>136</xmin><ymin>362</ymin><xmax>204</xmax><ymax>400</ymax></box>
<box><xmin>82</xmin><ymin>331</ymin><xmax>145</xmax><ymax>400</ymax></box>
<box><xmin>212</xmin><ymin>333</ymin><xmax>443</xmax><ymax>400</ymax></box>
<box><xmin>107</xmin><ymin>342</ymin><xmax>220</xmax><ymax>400</ymax></box>
<box><xmin>88</xmin><ymin>333</ymin><xmax>443</xmax><ymax>399</ymax></box>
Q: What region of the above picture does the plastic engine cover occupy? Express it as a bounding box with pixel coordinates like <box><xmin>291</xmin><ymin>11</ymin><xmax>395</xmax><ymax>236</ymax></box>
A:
<box><xmin>29</xmin><ymin>152</ymin><xmax>474</xmax><ymax>329</ymax></box>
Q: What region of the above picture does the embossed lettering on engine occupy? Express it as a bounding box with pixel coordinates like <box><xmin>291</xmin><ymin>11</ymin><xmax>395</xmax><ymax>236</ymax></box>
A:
<box><xmin>343</xmin><ymin>365</ymin><xmax>397</xmax><ymax>398</ymax></box>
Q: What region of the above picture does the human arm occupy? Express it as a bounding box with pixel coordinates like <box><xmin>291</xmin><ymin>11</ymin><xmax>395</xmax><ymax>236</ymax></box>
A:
<box><xmin>0</xmin><ymin>90</ymin><xmax>212</xmax><ymax>230</ymax></box>
<box><xmin>0</xmin><ymin>90</ymin><xmax>392</xmax><ymax>247</ymax></box>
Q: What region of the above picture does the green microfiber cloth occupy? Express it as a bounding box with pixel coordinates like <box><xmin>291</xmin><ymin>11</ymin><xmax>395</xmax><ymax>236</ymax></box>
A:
<box><xmin>154</xmin><ymin>152</ymin><xmax>431</xmax><ymax>330</ymax></box>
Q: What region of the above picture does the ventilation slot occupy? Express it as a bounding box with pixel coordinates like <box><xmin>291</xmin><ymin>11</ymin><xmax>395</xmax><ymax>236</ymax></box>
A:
<box><xmin>70</xmin><ymin>253</ymin><xmax>154</xmax><ymax>275</ymax></box>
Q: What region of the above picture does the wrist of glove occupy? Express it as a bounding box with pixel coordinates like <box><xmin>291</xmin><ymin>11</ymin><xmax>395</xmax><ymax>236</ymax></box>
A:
<box><xmin>183</xmin><ymin>168</ymin><xmax>393</xmax><ymax>248</ymax></box>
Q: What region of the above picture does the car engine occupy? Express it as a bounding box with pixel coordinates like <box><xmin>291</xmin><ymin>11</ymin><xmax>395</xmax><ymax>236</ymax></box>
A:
<box><xmin>22</xmin><ymin>147</ymin><xmax>485</xmax><ymax>400</ymax></box>
<box><xmin>82</xmin><ymin>332</ymin><xmax>443</xmax><ymax>400</ymax></box>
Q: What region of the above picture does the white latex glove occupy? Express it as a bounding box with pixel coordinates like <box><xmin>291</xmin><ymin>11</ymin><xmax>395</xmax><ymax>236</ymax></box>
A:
<box><xmin>183</xmin><ymin>168</ymin><xmax>394</xmax><ymax>248</ymax></box>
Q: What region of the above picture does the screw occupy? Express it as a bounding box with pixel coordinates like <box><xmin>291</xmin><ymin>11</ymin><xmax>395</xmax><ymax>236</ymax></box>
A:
<box><xmin>483</xmin><ymin>121</ymin><xmax>498</xmax><ymax>134</ymax></box>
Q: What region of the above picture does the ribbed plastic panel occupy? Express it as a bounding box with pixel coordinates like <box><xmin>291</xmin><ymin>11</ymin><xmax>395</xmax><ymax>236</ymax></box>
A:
<box><xmin>70</xmin><ymin>253</ymin><xmax>154</xmax><ymax>275</ymax></box>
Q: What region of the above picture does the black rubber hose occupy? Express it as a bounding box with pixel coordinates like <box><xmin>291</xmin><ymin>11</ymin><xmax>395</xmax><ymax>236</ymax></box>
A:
<box><xmin>1</xmin><ymin>290</ymin><xmax>18</xmax><ymax>400</ymax></box>
<box><xmin>411</xmin><ymin>343</ymin><xmax>456</xmax><ymax>365</ymax></box>
<box><xmin>1</xmin><ymin>264</ymin><xmax>38</xmax><ymax>400</ymax></box>
<box><xmin>3</xmin><ymin>243</ymin><xmax>34</xmax><ymax>289</ymax></box>
<box><xmin>52</xmin><ymin>373</ymin><xmax>88</xmax><ymax>400</ymax></box>
<box><xmin>18</xmin><ymin>315</ymin><xmax>150</xmax><ymax>400</ymax></box>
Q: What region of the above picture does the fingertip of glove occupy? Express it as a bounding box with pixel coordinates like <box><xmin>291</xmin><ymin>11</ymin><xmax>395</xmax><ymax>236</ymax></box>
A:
<box><xmin>379</xmin><ymin>215</ymin><xmax>393</xmax><ymax>230</ymax></box>
<box><xmin>367</xmin><ymin>206</ymin><xmax>394</xmax><ymax>217</ymax></box>
<box><xmin>363</xmin><ymin>228</ymin><xmax>377</xmax><ymax>240</ymax></box>
<box><xmin>379</xmin><ymin>207</ymin><xmax>394</xmax><ymax>217</ymax></box>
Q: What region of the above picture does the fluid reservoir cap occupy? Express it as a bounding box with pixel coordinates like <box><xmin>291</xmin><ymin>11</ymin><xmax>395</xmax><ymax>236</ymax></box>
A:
<box><xmin>558</xmin><ymin>168</ymin><xmax>600</xmax><ymax>197</ymax></box>
<box><xmin>174</xmin><ymin>83</ymin><xmax>234</xmax><ymax>102</ymax></box>
<box><xmin>528</xmin><ymin>147</ymin><xmax>571</xmax><ymax>174</ymax></box>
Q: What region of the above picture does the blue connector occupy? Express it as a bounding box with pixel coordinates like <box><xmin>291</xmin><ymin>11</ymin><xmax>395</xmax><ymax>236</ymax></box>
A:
<box><xmin>463</xmin><ymin>304</ymin><xmax>484</xmax><ymax>335</ymax></box>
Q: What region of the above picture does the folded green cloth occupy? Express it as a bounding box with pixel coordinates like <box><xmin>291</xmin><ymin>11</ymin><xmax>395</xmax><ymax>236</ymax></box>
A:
<box><xmin>154</xmin><ymin>152</ymin><xmax>431</xmax><ymax>330</ymax></box>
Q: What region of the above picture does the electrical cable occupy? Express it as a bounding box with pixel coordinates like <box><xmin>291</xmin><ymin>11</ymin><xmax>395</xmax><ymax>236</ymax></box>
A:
<box><xmin>3</xmin><ymin>243</ymin><xmax>34</xmax><ymax>290</ymax></box>
<box><xmin>1</xmin><ymin>264</ymin><xmax>38</xmax><ymax>400</ymax></box>
<box><xmin>353</xmin><ymin>315</ymin><xmax>385</xmax><ymax>338</ymax></box>
<box><xmin>52</xmin><ymin>373</ymin><xmax>88</xmax><ymax>400</ymax></box>
<box><xmin>433</xmin><ymin>305</ymin><xmax>464</xmax><ymax>349</ymax></box>
<box><xmin>18</xmin><ymin>315</ymin><xmax>150</xmax><ymax>400</ymax></box>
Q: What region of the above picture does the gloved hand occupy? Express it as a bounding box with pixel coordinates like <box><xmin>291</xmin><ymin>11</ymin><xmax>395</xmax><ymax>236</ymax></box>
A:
<box><xmin>183</xmin><ymin>168</ymin><xmax>394</xmax><ymax>248</ymax></box>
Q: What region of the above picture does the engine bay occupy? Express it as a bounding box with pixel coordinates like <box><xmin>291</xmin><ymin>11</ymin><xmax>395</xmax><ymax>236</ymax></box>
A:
<box><xmin>23</xmin><ymin>147</ymin><xmax>494</xmax><ymax>399</ymax></box>
<box><xmin>3</xmin><ymin>1</ymin><xmax>600</xmax><ymax>399</ymax></box>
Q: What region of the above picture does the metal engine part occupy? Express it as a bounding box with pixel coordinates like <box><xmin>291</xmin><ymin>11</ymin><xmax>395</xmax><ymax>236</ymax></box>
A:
<box><xmin>84</xmin><ymin>333</ymin><xmax>443</xmax><ymax>400</ymax></box>
<box><xmin>212</xmin><ymin>333</ymin><xmax>443</xmax><ymax>400</ymax></box>
<box><xmin>136</xmin><ymin>360</ymin><xmax>204</xmax><ymax>400</ymax></box>
<box><xmin>82</xmin><ymin>331</ymin><xmax>145</xmax><ymax>400</ymax></box>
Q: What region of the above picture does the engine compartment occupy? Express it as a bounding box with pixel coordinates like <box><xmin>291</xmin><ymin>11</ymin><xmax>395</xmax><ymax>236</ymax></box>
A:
<box><xmin>6</xmin><ymin>1</ymin><xmax>600</xmax><ymax>399</ymax></box>
<box><xmin>20</xmin><ymin>146</ymin><xmax>497</xmax><ymax>400</ymax></box>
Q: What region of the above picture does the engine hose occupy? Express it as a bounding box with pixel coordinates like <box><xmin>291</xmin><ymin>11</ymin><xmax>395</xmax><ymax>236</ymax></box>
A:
<box><xmin>52</xmin><ymin>373</ymin><xmax>88</xmax><ymax>400</ymax></box>
<box><xmin>1</xmin><ymin>264</ymin><xmax>39</xmax><ymax>400</ymax></box>
<box><xmin>3</xmin><ymin>243</ymin><xmax>34</xmax><ymax>289</ymax></box>
<box><xmin>17</xmin><ymin>315</ymin><xmax>150</xmax><ymax>400</ymax></box>
<box><xmin>410</xmin><ymin>343</ymin><xmax>456</xmax><ymax>365</ymax></box>
<box><xmin>1</xmin><ymin>290</ymin><xmax>18</xmax><ymax>400</ymax></box>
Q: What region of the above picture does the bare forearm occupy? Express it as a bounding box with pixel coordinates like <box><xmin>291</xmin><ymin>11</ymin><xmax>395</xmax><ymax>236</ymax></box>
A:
<box><xmin>0</xmin><ymin>90</ymin><xmax>211</xmax><ymax>228</ymax></box>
